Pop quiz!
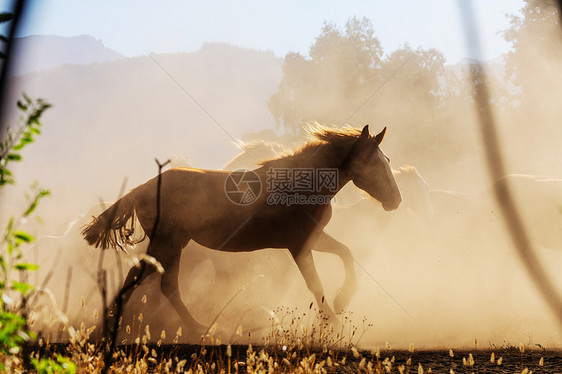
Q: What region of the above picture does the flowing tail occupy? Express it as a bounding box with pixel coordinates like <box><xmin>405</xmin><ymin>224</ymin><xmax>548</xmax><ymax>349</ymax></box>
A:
<box><xmin>81</xmin><ymin>193</ymin><xmax>141</xmax><ymax>250</ymax></box>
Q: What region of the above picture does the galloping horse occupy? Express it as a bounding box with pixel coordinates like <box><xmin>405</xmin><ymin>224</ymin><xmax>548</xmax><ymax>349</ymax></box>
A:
<box><xmin>82</xmin><ymin>125</ymin><xmax>401</xmax><ymax>336</ymax></box>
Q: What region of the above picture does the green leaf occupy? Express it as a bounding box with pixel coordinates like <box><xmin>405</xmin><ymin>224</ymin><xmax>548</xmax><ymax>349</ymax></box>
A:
<box><xmin>15</xmin><ymin>263</ymin><xmax>39</xmax><ymax>271</ymax></box>
<box><xmin>0</xmin><ymin>177</ymin><xmax>15</xmax><ymax>186</ymax></box>
<box><xmin>0</xmin><ymin>13</ymin><xmax>14</xmax><ymax>23</ymax></box>
<box><xmin>14</xmin><ymin>231</ymin><xmax>34</xmax><ymax>243</ymax></box>
<box><xmin>11</xmin><ymin>281</ymin><xmax>34</xmax><ymax>295</ymax></box>
<box><xmin>16</xmin><ymin>100</ymin><xmax>27</xmax><ymax>111</ymax></box>
<box><xmin>6</xmin><ymin>153</ymin><xmax>21</xmax><ymax>161</ymax></box>
<box><xmin>23</xmin><ymin>188</ymin><xmax>50</xmax><ymax>217</ymax></box>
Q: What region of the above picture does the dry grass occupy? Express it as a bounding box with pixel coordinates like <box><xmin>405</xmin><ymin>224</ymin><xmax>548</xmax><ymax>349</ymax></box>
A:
<box><xmin>2</xmin><ymin>304</ymin><xmax>557</xmax><ymax>373</ymax></box>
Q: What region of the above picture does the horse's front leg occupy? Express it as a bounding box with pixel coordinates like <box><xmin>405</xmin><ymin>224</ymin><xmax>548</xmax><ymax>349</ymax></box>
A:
<box><xmin>290</xmin><ymin>246</ymin><xmax>338</xmax><ymax>323</ymax></box>
<box><xmin>312</xmin><ymin>231</ymin><xmax>358</xmax><ymax>313</ymax></box>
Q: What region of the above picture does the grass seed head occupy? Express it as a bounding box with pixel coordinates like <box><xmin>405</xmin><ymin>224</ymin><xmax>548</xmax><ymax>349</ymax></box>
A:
<box><xmin>359</xmin><ymin>357</ymin><xmax>366</xmax><ymax>369</ymax></box>
<box><xmin>490</xmin><ymin>352</ymin><xmax>495</xmax><ymax>363</ymax></box>
<box><xmin>209</xmin><ymin>323</ymin><xmax>217</xmax><ymax>335</ymax></box>
<box><xmin>539</xmin><ymin>357</ymin><xmax>544</xmax><ymax>367</ymax></box>
<box><xmin>497</xmin><ymin>357</ymin><xmax>503</xmax><ymax>366</ymax></box>
<box><xmin>177</xmin><ymin>359</ymin><xmax>187</xmax><ymax>371</ymax></box>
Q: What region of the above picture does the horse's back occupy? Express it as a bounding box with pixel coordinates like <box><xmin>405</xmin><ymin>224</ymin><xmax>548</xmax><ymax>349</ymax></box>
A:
<box><xmin>133</xmin><ymin>168</ymin><xmax>241</xmax><ymax>234</ymax></box>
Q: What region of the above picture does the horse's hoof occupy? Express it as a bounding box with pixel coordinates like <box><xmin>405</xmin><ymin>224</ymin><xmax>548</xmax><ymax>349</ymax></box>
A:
<box><xmin>326</xmin><ymin>314</ymin><xmax>342</xmax><ymax>332</ymax></box>
<box><xmin>333</xmin><ymin>289</ymin><xmax>353</xmax><ymax>313</ymax></box>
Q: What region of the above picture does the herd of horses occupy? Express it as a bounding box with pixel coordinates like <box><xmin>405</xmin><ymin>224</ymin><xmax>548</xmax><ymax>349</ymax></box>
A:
<box><xmin>29</xmin><ymin>125</ymin><xmax>562</xmax><ymax>340</ymax></box>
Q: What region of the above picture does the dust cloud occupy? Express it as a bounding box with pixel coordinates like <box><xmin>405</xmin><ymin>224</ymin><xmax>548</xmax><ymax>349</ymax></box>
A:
<box><xmin>2</xmin><ymin>5</ymin><xmax>562</xmax><ymax>350</ymax></box>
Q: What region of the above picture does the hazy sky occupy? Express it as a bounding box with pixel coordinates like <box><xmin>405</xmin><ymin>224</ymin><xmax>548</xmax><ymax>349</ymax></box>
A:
<box><xmin>15</xmin><ymin>0</ymin><xmax>524</xmax><ymax>64</ymax></box>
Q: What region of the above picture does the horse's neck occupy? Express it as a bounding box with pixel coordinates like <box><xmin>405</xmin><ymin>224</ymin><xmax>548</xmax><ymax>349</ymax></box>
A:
<box><xmin>257</xmin><ymin>142</ymin><xmax>353</xmax><ymax>195</ymax></box>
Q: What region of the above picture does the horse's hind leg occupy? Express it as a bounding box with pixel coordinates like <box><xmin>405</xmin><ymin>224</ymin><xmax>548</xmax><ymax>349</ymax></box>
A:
<box><xmin>156</xmin><ymin>239</ymin><xmax>207</xmax><ymax>337</ymax></box>
<box><xmin>312</xmin><ymin>231</ymin><xmax>358</xmax><ymax>313</ymax></box>
<box><xmin>106</xmin><ymin>260</ymin><xmax>156</xmax><ymax>337</ymax></box>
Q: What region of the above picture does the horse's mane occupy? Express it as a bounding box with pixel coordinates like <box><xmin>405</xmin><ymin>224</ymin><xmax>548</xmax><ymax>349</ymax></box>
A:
<box><xmin>259</xmin><ymin>123</ymin><xmax>361</xmax><ymax>167</ymax></box>
<box><xmin>234</xmin><ymin>139</ymin><xmax>285</xmax><ymax>154</ymax></box>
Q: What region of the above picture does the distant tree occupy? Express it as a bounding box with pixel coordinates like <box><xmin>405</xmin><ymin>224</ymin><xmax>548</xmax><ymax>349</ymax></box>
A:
<box><xmin>503</xmin><ymin>0</ymin><xmax>561</xmax><ymax>86</ymax></box>
<box><xmin>501</xmin><ymin>0</ymin><xmax>562</xmax><ymax>167</ymax></box>
<box><xmin>268</xmin><ymin>17</ymin><xmax>470</xmax><ymax>172</ymax></box>
<box><xmin>268</xmin><ymin>17</ymin><xmax>384</xmax><ymax>134</ymax></box>
<box><xmin>268</xmin><ymin>17</ymin><xmax>447</xmax><ymax>131</ymax></box>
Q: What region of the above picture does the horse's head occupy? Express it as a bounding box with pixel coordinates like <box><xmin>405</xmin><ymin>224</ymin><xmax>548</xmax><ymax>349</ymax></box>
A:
<box><xmin>347</xmin><ymin>125</ymin><xmax>402</xmax><ymax>211</ymax></box>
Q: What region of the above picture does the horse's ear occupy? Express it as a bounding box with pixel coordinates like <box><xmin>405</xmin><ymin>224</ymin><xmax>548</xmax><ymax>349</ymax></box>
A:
<box><xmin>360</xmin><ymin>125</ymin><xmax>370</xmax><ymax>139</ymax></box>
<box><xmin>354</xmin><ymin>125</ymin><xmax>371</xmax><ymax>148</ymax></box>
<box><xmin>374</xmin><ymin>127</ymin><xmax>387</xmax><ymax>145</ymax></box>
<box><xmin>355</xmin><ymin>125</ymin><xmax>370</xmax><ymax>147</ymax></box>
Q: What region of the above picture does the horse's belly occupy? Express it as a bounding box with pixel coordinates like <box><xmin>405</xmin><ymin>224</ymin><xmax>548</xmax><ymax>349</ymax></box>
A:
<box><xmin>191</xmin><ymin>212</ymin><xmax>322</xmax><ymax>251</ymax></box>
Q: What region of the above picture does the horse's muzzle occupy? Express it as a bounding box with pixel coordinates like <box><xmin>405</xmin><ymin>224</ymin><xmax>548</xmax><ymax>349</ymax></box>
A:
<box><xmin>382</xmin><ymin>196</ymin><xmax>402</xmax><ymax>211</ymax></box>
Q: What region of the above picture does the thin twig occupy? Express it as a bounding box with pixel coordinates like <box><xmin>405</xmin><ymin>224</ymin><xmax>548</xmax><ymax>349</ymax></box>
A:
<box><xmin>102</xmin><ymin>158</ymin><xmax>169</xmax><ymax>373</ymax></box>
<box><xmin>39</xmin><ymin>249</ymin><xmax>61</xmax><ymax>289</ymax></box>
<box><xmin>62</xmin><ymin>267</ymin><xmax>72</xmax><ymax>314</ymax></box>
<box><xmin>459</xmin><ymin>0</ymin><xmax>562</xmax><ymax>329</ymax></box>
<box><xmin>0</xmin><ymin>0</ymin><xmax>27</xmax><ymax>132</ymax></box>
